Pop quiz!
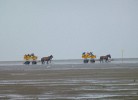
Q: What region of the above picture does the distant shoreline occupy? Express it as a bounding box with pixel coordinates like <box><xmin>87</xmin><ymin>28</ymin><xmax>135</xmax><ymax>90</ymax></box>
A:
<box><xmin>0</xmin><ymin>58</ymin><xmax>138</xmax><ymax>62</ymax></box>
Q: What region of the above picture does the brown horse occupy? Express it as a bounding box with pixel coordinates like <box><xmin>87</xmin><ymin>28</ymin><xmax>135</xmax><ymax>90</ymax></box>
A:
<box><xmin>100</xmin><ymin>54</ymin><xmax>111</xmax><ymax>63</ymax></box>
<box><xmin>41</xmin><ymin>55</ymin><xmax>53</xmax><ymax>64</ymax></box>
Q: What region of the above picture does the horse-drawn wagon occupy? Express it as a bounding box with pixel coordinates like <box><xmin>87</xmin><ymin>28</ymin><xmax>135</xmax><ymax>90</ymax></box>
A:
<box><xmin>24</xmin><ymin>53</ymin><xmax>38</xmax><ymax>65</ymax></box>
<box><xmin>82</xmin><ymin>52</ymin><xmax>96</xmax><ymax>63</ymax></box>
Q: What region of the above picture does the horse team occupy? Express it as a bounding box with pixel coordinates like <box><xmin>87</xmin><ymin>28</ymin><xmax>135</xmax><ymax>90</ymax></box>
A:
<box><xmin>24</xmin><ymin>54</ymin><xmax>111</xmax><ymax>65</ymax></box>
<box><xmin>41</xmin><ymin>55</ymin><xmax>53</xmax><ymax>64</ymax></box>
<box><xmin>24</xmin><ymin>54</ymin><xmax>53</xmax><ymax>65</ymax></box>
<box><xmin>100</xmin><ymin>54</ymin><xmax>111</xmax><ymax>63</ymax></box>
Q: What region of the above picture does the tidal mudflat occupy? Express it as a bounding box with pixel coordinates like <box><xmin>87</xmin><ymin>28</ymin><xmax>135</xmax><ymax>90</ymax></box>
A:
<box><xmin>0</xmin><ymin>63</ymin><xmax>138</xmax><ymax>100</ymax></box>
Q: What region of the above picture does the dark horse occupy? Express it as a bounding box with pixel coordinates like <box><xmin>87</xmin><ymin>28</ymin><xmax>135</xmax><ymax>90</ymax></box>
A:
<box><xmin>100</xmin><ymin>54</ymin><xmax>111</xmax><ymax>63</ymax></box>
<box><xmin>41</xmin><ymin>55</ymin><xmax>53</xmax><ymax>64</ymax></box>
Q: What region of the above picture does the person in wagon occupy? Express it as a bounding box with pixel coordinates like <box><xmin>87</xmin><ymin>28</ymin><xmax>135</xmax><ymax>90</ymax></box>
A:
<box><xmin>90</xmin><ymin>52</ymin><xmax>94</xmax><ymax>56</ymax></box>
<box><xmin>82</xmin><ymin>52</ymin><xmax>85</xmax><ymax>55</ymax></box>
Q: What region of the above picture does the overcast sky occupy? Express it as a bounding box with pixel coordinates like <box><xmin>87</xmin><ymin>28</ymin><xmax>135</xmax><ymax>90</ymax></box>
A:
<box><xmin>0</xmin><ymin>0</ymin><xmax>138</xmax><ymax>61</ymax></box>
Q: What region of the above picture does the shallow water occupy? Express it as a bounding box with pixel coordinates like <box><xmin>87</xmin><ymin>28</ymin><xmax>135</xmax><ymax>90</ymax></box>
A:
<box><xmin>0</xmin><ymin>58</ymin><xmax>138</xmax><ymax>66</ymax></box>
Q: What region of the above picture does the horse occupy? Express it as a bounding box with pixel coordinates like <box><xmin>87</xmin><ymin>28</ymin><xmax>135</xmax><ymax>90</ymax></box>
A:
<box><xmin>41</xmin><ymin>55</ymin><xmax>53</xmax><ymax>64</ymax></box>
<box><xmin>100</xmin><ymin>54</ymin><xmax>111</xmax><ymax>63</ymax></box>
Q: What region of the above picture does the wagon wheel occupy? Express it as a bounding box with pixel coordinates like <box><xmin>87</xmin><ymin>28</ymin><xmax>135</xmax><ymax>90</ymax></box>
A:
<box><xmin>84</xmin><ymin>59</ymin><xmax>89</xmax><ymax>63</ymax></box>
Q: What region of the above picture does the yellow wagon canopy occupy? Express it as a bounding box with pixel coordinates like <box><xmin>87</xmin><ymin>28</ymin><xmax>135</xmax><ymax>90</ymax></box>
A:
<box><xmin>24</xmin><ymin>53</ymin><xmax>38</xmax><ymax>61</ymax></box>
<box><xmin>82</xmin><ymin>52</ymin><xmax>96</xmax><ymax>59</ymax></box>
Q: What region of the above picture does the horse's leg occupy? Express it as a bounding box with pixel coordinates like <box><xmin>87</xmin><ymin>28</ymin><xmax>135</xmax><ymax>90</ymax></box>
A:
<box><xmin>107</xmin><ymin>58</ymin><xmax>109</xmax><ymax>62</ymax></box>
<box><xmin>43</xmin><ymin>61</ymin><xmax>45</xmax><ymax>64</ymax></box>
<box><xmin>100</xmin><ymin>57</ymin><xmax>104</xmax><ymax>63</ymax></box>
<box><xmin>43</xmin><ymin>61</ymin><xmax>44</xmax><ymax>64</ymax></box>
<box><xmin>41</xmin><ymin>58</ymin><xmax>44</xmax><ymax>64</ymax></box>
<box><xmin>42</xmin><ymin>60</ymin><xmax>44</xmax><ymax>64</ymax></box>
<box><xmin>100</xmin><ymin>58</ymin><xmax>103</xmax><ymax>63</ymax></box>
<box><xmin>100</xmin><ymin>58</ymin><xmax>101</xmax><ymax>63</ymax></box>
<box><xmin>105</xmin><ymin>59</ymin><xmax>107</xmax><ymax>63</ymax></box>
<box><xmin>102</xmin><ymin>59</ymin><xmax>103</xmax><ymax>63</ymax></box>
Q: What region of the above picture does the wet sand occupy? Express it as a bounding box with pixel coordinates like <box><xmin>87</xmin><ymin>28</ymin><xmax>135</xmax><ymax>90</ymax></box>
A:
<box><xmin>0</xmin><ymin>63</ymin><xmax>138</xmax><ymax>100</ymax></box>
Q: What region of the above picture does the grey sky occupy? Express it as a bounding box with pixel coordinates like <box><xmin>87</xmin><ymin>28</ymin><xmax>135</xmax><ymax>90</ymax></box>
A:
<box><xmin>0</xmin><ymin>0</ymin><xmax>138</xmax><ymax>61</ymax></box>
